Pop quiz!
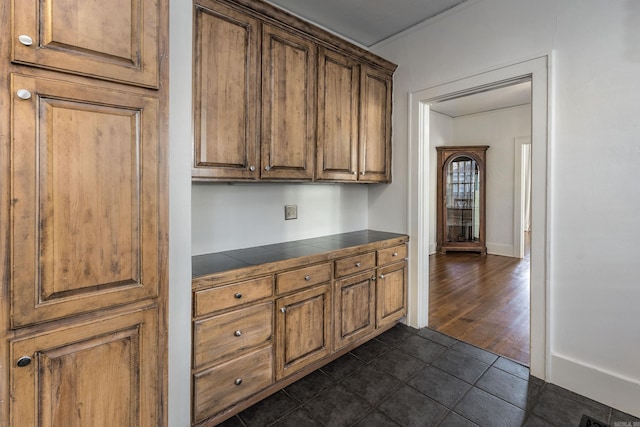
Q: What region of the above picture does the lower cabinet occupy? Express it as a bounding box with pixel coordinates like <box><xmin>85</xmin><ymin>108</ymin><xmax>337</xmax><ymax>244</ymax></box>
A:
<box><xmin>191</xmin><ymin>237</ymin><xmax>408</xmax><ymax>426</ymax></box>
<box><xmin>275</xmin><ymin>284</ymin><xmax>331</xmax><ymax>380</ymax></box>
<box><xmin>193</xmin><ymin>346</ymin><xmax>273</xmax><ymax>424</ymax></box>
<box><xmin>10</xmin><ymin>306</ymin><xmax>160</xmax><ymax>427</ymax></box>
<box><xmin>376</xmin><ymin>260</ymin><xmax>408</xmax><ymax>328</ymax></box>
<box><xmin>334</xmin><ymin>271</ymin><xmax>376</xmax><ymax>350</ymax></box>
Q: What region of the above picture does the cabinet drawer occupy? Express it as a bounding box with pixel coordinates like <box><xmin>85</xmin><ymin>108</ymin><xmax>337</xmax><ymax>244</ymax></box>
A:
<box><xmin>193</xmin><ymin>346</ymin><xmax>273</xmax><ymax>423</ymax></box>
<box><xmin>194</xmin><ymin>275</ymin><xmax>273</xmax><ymax>317</ymax></box>
<box><xmin>334</xmin><ymin>252</ymin><xmax>376</xmax><ymax>278</ymax></box>
<box><xmin>276</xmin><ymin>263</ymin><xmax>331</xmax><ymax>294</ymax></box>
<box><xmin>193</xmin><ymin>303</ymin><xmax>273</xmax><ymax>369</ymax></box>
<box><xmin>377</xmin><ymin>244</ymin><xmax>407</xmax><ymax>266</ymax></box>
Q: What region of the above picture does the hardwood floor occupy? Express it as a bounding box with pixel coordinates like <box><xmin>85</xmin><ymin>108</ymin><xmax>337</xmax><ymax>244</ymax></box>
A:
<box><xmin>429</xmin><ymin>236</ymin><xmax>530</xmax><ymax>365</ymax></box>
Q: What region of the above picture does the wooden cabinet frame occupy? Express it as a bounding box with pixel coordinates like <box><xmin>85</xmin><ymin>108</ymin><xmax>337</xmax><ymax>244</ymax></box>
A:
<box><xmin>192</xmin><ymin>0</ymin><xmax>397</xmax><ymax>183</ymax></box>
<box><xmin>191</xmin><ymin>236</ymin><xmax>408</xmax><ymax>426</ymax></box>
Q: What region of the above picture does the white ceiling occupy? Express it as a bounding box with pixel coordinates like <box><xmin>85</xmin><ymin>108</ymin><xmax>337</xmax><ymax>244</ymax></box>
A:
<box><xmin>265</xmin><ymin>0</ymin><xmax>531</xmax><ymax>117</ymax></box>
<box><xmin>266</xmin><ymin>0</ymin><xmax>469</xmax><ymax>47</ymax></box>
<box><xmin>430</xmin><ymin>81</ymin><xmax>532</xmax><ymax>118</ymax></box>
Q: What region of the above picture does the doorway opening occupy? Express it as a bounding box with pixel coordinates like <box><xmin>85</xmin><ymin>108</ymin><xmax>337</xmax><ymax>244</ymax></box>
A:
<box><xmin>407</xmin><ymin>56</ymin><xmax>549</xmax><ymax>378</ymax></box>
<box><xmin>427</xmin><ymin>80</ymin><xmax>532</xmax><ymax>366</ymax></box>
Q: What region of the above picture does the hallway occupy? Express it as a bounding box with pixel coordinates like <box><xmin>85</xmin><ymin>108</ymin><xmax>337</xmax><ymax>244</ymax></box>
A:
<box><xmin>429</xmin><ymin>242</ymin><xmax>530</xmax><ymax>365</ymax></box>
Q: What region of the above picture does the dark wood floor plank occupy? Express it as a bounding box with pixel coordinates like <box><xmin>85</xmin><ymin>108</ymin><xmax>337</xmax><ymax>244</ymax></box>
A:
<box><xmin>429</xmin><ymin>237</ymin><xmax>530</xmax><ymax>365</ymax></box>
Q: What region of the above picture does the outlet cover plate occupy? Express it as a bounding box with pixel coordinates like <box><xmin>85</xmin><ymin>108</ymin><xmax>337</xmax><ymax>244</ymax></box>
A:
<box><xmin>284</xmin><ymin>205</ymin><xmax>297</xmax><ymax>220</ymax></box>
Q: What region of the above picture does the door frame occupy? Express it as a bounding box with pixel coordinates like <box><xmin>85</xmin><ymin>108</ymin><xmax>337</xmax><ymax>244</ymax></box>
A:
<box><xmin>406</xmin><ymin>55</ymin><xmax>550</xmax><ymax>379</ymax></box>
<box><xmin>514</xmin><ymin>136</ymin><xmax>532</xmax><ymax>259</ymax></box>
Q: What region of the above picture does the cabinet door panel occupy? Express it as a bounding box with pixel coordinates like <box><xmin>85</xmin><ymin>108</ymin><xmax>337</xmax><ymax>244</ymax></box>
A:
<box><xmin>276</xmin><ymin>284</ymin><xmax>331</xmax><ymax>379</ymax></box>
<box><xmin>334</xmin><ymin>272</ymin><xmax>375</xmax><ymax>350</ymax></box>
<box><xmin>316</xmin><ymin>48</ymin><xmax>359</xmax><ymax>181</ymax></box>
<box><xmin>359</xmin><ymin>66</ymin><xmax>392</xmax><ymax>182</ymax></box>
<box><xmin>376</xmin><ymin>261</ymin><xmax>407</xmax><ymax>328</ymax></box>
<box><xmin>262</xmin><ymin>24</ymin><xmax>316</xmax><ymax>180</ymax></box>
<box><xmin>10</xmin><ymin>74</ymin><xmax>161</xmax><ymax>327</ymax></box>
<box><xmin>10</xmin><ymin>306</ymin><xmax>159</xmax><ymax>427</ymax></box>
<box><xmin>193</xmin><ymin>1</ymin><xmax>260</xmax><ymax>180</ymax></box>
<box><xmin>12</xmin><ymin>0</ymin><xmax>159</xmax><ymax>87</ymax></box>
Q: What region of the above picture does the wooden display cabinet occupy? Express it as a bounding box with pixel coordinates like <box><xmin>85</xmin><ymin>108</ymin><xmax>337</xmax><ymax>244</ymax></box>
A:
<box><xmin>436</xmin><ymin>146</ymin><xmax>489</xmax><ymax>254</ymax></box>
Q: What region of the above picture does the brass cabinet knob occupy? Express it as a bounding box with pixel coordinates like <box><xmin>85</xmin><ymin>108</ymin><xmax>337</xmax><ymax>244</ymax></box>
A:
<box><xmin>304</xmin><ymin>275</ymin><xmax>311</xmax><ymax>281</ymax></box>
<box><xmin>234</xmin><ymin>378</ymin><xmax>243</xmax><ymax>386</ymax></box>
<box><xmin>234</xmin><ymin>293</ymin><xmax>242</xmax><ymax>299</ymax></box>
<box><xmin>234</xmin><ymin>330</ymin><xmax>242</xmax><ymax>337</ymax></box>
<box><xmin>16</xmin><ymin>356</ymin><xmax>32</xmax><ymax>367</ymax></box>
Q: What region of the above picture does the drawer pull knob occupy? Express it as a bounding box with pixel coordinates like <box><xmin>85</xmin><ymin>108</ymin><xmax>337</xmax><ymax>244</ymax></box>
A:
<box><xmin>18</xmin><ymin>35</ymin><xmax>33</xmax><ymax>46</ymax></box>
<box><xmin>280</xmin><ymin>307</ymin><xmax>287</xmax><ymax>313</ymax></box>
<box><xmin>393</xmin><ymin>252</ymin><xmax>398</xmax><ymax>257</ymax></box>
<box><xmin>234</xmin><ymin>330</ymin><xmax>242</xmax><ymax>337</ymax></box>
<box><xmin>234</xmin><ymin>293</ymin><xmax>242</xmax><ymax>299</ymax></box>
<box><xmin>16</xmin><ymin>356</ymin><xmax>32</xmax><ymax>367</ymax></box>
<box><xmin>355</xmin><ymin>262</ymin><xmax>361</xmax><ymax>267</ymax></box>
<box><xmin>379</xmin><ymin>274</ymin><xmax>386</xmax><ymax>279</ymax></box>
<box><xmin>234</xmin><ymin>378</ymin><xmax>243</xmax><ymax>386</ymax></box>
<box><xmin>17</xmin><ymin>89</ymin><xmax>31</xmax><ymax>100</ymax></box>
<box><xmin>304</xmin><ymin>275</ymin><xmax>311</xmax><ymax>281</ymax></box>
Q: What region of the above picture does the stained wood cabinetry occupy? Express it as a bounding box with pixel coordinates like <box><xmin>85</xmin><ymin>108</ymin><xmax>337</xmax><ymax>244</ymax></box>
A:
<box><xmin>192</xmin><ymin>0</ymin><xmax>396</xmax><ymax>183</ymax></box>
<box><xmin>276</xmin><ymin>283</ymin><xmax>332</xmax><ymax>379</ymax></box>
<box><xmin>193</xmin><ymin>0</ymin><xmax>260</xmax><ymax>180</ymax></box>
<box><xmin>12</xmin><ymin>0</ymin><xmax>160</xmax><ymax>87</ymax></box>
<box><xmin>261</xmin><ymin>24</ymin><xmax>317</xmax><ymax>180</ymax></box>
<box><xmin>1</xmin><ymin>0</ymin><xmax>168</xmax><ymax>425</ymax></box>
<box><xmin>191</xmin><ymin>234</ymin><xmax>408</xmax><ymax>426</ymax></box>
<box><xmin>317</xmin><ymin>50</ymin><xmax>393</xmax><ymax>182</ymax></box>
<box><xmin>9</xmin><ymin>305</ymin><xmax>160</xmax><ymax>427</ymax></box>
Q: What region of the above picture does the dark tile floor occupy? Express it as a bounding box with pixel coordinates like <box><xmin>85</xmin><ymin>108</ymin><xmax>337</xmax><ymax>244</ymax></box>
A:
<box><xmin>219</xmin><ymin>324</ymin><xmax>640</xmax><ymax>427</ymax></box>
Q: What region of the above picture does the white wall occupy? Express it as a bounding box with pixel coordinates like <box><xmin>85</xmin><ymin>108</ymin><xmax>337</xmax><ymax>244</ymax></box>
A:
<box><xmin>453</xmin><ymin>105</ymin><xmax>531</xmax><ymax>256</ymax></box>
<box><xmin>428</xmin><ymin>111</ymin><xmax>452</xmax><ymax>252</ymax></box>
<box><xmin>370</xmin><ymin>0</ymin><xmax>640</xmax><ymax>417</ymax></box>
<box><xmin>168</xmin><ymin>0</ymin><xmax>192</xmax><ymax>425</ymax></box>
<box><xmin>192</xmin><ymin>183</ymin><xmax>368</xmax><ymax>254</ymax></box>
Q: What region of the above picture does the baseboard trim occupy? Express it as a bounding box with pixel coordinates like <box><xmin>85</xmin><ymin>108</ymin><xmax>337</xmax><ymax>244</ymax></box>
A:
<box><xmin>550</xmin><ymin>352</ymin><xmax>640</xmax><ymax>418</ymax></box>
<box><xmin>486</xmin><ymin>242</ymin><xmax>514</xmax><ymax>257</ymax></box>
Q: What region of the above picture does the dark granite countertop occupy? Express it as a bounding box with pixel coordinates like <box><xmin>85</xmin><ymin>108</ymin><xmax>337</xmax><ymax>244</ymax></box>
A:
<box><xmin>192</xmin><ymin>230</ymin><xmax>407</xmax><ymax>278</ymax></box>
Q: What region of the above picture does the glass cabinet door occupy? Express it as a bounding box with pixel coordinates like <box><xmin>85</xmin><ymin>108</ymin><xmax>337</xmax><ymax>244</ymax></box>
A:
<box><xmin>445</xmin><ymin>155</ymin><xmax>480</xmax><ymax>243</ymax></box>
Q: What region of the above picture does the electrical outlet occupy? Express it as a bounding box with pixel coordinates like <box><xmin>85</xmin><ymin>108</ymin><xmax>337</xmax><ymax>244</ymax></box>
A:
<box><xmin>284</xmin><ymin>205</ymin><xmax>297</xmax><ymax>220</ymax></box>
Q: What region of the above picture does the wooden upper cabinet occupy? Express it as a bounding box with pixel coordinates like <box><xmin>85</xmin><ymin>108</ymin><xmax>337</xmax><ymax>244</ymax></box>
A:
<box><xmin>316</xmin><ymin>50</ymin><xmax>394</xmax><ymax>183</ymax></box>
<box><xmin>10</xmin><ymin>306</ymin><xmax>159</xmax><ymax>426</ymax></box>
<box><xmin>316</xmin><ymin>47</ymin><xmax>360</xmax><ymax>182</ymax></box>
<box><xmin>191</xmin><ymin>0</ymin><xmax>396</xmax><ymax>183</ymax></box>
<box><xmin>193</xmin><ymin>0</ymin><xmax>260</xmax><ymax>180</ymax></box>
<box><xmin>261</xmin><ymin>24</ymin><xmax>316</xmax><ymax>180</ymax></box>
<box><xmin>12</xmin><ymin>0</ymin><xmax>159</xmax><ymax>88</ymax></box>
<box><xmin>9</xmin><ymin>74</ymin><xmax>162</xmax><ymax>327</ymax></box>
<box><xmin>359</xmin><ymin>66</ymin><xmax>393</xmax><ymax>183</ymax></box>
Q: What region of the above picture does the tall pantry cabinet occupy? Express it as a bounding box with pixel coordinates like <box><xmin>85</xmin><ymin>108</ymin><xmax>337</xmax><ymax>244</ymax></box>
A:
<box><xmin>0</xmin><ymin>0</ymin><xmax>169</xmax><ymax>425</ymax></box>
